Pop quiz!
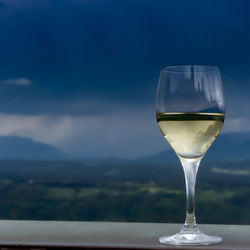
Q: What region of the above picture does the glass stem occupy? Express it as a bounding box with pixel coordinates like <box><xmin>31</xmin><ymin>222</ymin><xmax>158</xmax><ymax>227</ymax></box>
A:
<box><xmin>179</xmin><ymin>156</ymin><xmax>202</xmax><ymax>229</ymax></box>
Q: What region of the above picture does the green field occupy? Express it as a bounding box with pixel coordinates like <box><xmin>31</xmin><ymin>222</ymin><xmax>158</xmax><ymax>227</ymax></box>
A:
<box><xmin>0</xmin><ymin>160</ymin><xmax>248</xmax><ymax>224</ymax></box>
<box><xmin>0</xmin><ymin>179</ymin><xmax>248</xmax><ymax>224</ymax></box>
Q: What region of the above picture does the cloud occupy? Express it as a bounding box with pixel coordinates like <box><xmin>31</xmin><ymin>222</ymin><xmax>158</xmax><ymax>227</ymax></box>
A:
<box><xmin>0</xmin><ymin>113</ymin><xmax>70</xmax><ymax>144</ymax></box>
<box><xmin>0</xmin><ymin>78</ymin><xmax>32</xmax><ymax>86</ymax></box>
<box><xmin>0</xmin><ymin>97</ymin><xmax>248</xmax><ymax>159</ymax></box>
<box><xmin>223</xmin><ymin>118</ymin><xmax>250</xmax><ymax>133</ymax></box>
<box><xmin>0</xmin><ymin>103</ymin><xmax>168</xmax><ymax>159</ymax></box>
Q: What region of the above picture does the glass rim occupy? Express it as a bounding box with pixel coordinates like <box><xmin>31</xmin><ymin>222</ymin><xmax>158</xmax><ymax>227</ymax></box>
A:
<box><xmin>161</xmin><ymin>65</ymin><xmax>219</xmax><ymax>73</ymax></box>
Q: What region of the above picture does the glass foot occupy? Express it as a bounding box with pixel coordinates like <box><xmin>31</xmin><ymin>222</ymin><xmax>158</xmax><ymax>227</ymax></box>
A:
<box><xmin>159</xmin><ymin>226</ymin><xmax>222</xmax><ymax>246</ymax></box>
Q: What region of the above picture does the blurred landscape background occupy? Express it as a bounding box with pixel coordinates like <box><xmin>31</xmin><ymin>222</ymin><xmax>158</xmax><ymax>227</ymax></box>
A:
<box><xmin>0</xmin><ymin>0</ymin><xmax>249</xmax><ymax>224</ymax></box>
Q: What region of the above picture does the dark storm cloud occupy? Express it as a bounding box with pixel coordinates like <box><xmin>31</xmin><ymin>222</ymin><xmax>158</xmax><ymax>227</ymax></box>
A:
<box><xmin>0</xmin><ymin>0</ymin><xmax>249</xmax><ymax>158</ymax></box>
<box><xmin>0</xmin><ymin>0</ymin><xmax>249</xmax><ymax>116</ymax></box>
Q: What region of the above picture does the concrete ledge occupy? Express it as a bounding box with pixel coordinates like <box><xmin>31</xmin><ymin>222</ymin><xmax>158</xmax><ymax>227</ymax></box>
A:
<box><xmin>0</xmin><ymin>220</ymin><xmax>247</xmax><ymax>249</ymax></box>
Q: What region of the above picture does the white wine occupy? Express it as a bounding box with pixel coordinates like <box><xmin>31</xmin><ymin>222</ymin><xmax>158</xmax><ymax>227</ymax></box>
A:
<box><xmin>157</xmin><ymin>113</ymin><xmax>224</xmax><ymax>159</ymax></box>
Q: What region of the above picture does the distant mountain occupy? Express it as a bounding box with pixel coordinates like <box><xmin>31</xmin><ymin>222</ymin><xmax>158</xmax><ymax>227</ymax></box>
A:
<box><xmin>0</xmin><ymin>136</ymin><xmax>66</xmax><ymax>159</ymax></box>
<box><xmin>136</xmin><ymin>132</ymin><xmax>250</xmax><ymax>164</ymax></box>
<box><xmin>2</xmin><ymin>132</ymin><xmax>249</xmax><ymax>162</ymax></box>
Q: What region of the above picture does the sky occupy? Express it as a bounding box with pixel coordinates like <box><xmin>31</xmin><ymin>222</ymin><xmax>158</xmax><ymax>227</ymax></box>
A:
<box><xmin>0</xmin><ymin>0</ymin><xmax>249</xmax><ymax>158</ymax></box>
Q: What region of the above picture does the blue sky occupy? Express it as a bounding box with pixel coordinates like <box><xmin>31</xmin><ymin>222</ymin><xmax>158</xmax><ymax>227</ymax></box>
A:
<box><xmin>0</xmin><ymin>0</ymin><xmax>249</xmax><ymax>158</ymax></box>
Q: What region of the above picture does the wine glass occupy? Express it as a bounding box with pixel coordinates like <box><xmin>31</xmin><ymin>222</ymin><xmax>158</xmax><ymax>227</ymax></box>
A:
<box><xmin>156</xmin><ymin>65</ymin><xmax>225</xmax><ymax>245</ymax></box>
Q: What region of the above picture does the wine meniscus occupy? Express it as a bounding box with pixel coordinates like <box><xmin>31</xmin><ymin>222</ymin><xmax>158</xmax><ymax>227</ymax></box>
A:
<box><xmin>156</xmin><ymin>112</ymin><xmax>224</xmax><ymax>159</ymax></box>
